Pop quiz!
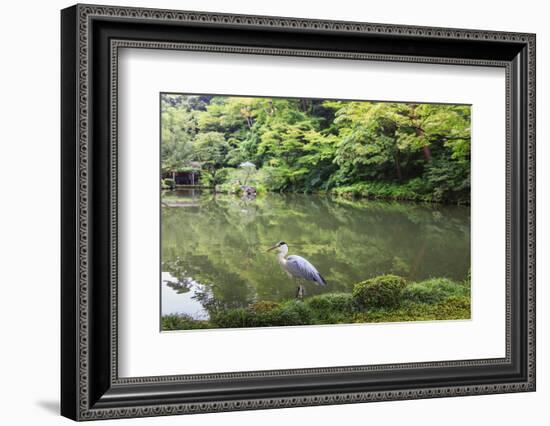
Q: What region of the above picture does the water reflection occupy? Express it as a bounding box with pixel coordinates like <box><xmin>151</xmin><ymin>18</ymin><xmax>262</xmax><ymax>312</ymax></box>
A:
<box><xmin>161</xmin><ymin>272</ymin><xmax>209</xmax><ymax>319</ymax></box>
<box><xmin>161</xmin><ymin>190</ymin><xmax>470</xmax><ymax>317</ymax></box>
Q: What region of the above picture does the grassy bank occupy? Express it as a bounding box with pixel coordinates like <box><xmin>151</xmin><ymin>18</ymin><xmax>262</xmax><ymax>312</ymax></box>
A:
<box><xmin>163</xmin><ymin>181</ymin><xmax>468</xmax><ymax>205</ymax></box>
<box><xmin>330</xmin><ymin>180</ymin><xmax>469</xmax><ymax>205</ymax></box>
<box><xmin>162</xmin><ymin>167</ymin><xmax>469</xmax><ymax>205</ymax></box>
<box><xmin>162</xmin><ymin>274</ymin><xmax>471</xmax><ymax>331</ymax></box>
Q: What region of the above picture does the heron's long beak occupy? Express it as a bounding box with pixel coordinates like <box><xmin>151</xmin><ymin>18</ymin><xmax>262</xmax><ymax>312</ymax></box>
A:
<box><xmin>267</xmin><ymin>245</ymin><xmax>278</xmax><ymax>252</ymax></box>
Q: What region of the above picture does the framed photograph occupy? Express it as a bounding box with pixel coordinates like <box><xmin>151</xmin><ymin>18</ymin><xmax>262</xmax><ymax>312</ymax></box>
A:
<box><xmin>61</xmin><ymin>4</ymin><xmax>536</xmax><ymax>421</ymax></box>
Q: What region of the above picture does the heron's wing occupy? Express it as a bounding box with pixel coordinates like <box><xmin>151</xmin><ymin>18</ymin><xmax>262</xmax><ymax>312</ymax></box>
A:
<box><xmin>286</xmin><ymin>255</ymin><xmax>326</xmax><ymax>285</ymax></box>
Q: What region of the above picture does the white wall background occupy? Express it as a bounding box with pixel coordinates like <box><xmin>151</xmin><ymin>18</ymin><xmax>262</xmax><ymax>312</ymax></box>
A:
<box><xmin>0</xmin><ymin>0</ymin><xmax>547</xmax><ymax>424</ymax></box>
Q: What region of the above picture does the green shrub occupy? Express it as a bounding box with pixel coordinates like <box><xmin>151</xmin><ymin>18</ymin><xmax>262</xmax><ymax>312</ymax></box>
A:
<box><xmin>210</xmin><ymin>300</ymin><xmax>313</xmax><ymax>328</ymax></box>
<box><xmin>210</xmin><ymin>308</ymin><xmax>251</xmax><ymax>328</ymax></box>
<box><xmin>306</xmin><ymin>293</ymin><xmax>355</xmax><ymax>313</ymax></box>
<box><xmin>432</xmin><ymin>295</ymin><xmax>471</xmax><ymax>319</ymax></box>
<box><xmin>352</xmin><ymin>295</ymin><xmax>471</xmax><ymax>323</ymax></box>
<box><xmin>402</xmin><ymin>278</ymin><xmax>470</xmax><ymax>304</ymax></box>
<box><xmin>352</xmin><ymin>274</ymin><xmax>407</xmax><ymax>309</ymax></box>
<box><xmin>330</xmin><ymin>182</ymin><xmax>421</xmax><ymax>201</ymax></box>
<box><xmin>161</xmin><ymin>314</ymin><xmax>212</xmax><ymax>330</ymax></box>
<box><xmin>423</xmin><ymin>158</ymin><xmax>470</xmax><ymax>204</ymax></box>
<box><xmin>305</xmin><ymin>293</ymin><xmax>356</xmax><ymax>324</ymax></box>
<box><xmin>215</xmin><ymin>182</ymin><xmax>242</xmax><ymax>194</ymax></box>
<box><xmin>161</xmin><ymin>178</ymin><xmax>175</xmax><ymax>189</ymax></box>
<box><xmin>329</xmin><ymin>178</ymin><xmax>467</xmax><ymax>204</ymax></box>
<box><xmin>254</xmin><ymin>183</ymin><xmax>267</xmax><ymax>194</ymax></box>
<box><xmin>405</xmin><ymin>177</ymin><xmax>433</xmax><ymax>196</ymax></box>
<box><xmin>264</xmin><ymin>300</ymin><xmax>313</xmax><ymax>326</ymax></box>
<box><xmin>248</xmin><ymin>300</ymin><xmax>281</xmax><ymax>314</ymax></box>
<box><xmin>199</xmin><ymin>168</ymin><xmax>230</xmax><ymax>187</ymax></box>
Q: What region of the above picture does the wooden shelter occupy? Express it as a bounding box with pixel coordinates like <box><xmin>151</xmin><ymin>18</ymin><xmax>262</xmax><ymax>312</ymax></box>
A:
<box><xmin>163</xmin><ymin>162</ymin><xmax>202</xmax><ymax>186</ymax></box>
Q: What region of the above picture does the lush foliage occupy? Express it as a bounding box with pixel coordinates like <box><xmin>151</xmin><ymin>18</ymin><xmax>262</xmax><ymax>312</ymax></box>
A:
<box><xmin>352</xmin><ymin>274</ymin><xmax>407</xmax><ymax>309</ymax></box>
<box><xmin>161</xmin><ymin>274</ymin><xmax>470</xmax><ymax>330</ymax></box>
<box><xmin>161</xmin><ymin>94</ymin><xmax>471</xmax><ymax>203</ymax></box>
<box><xmin>352</xmin><ymin>296</ymin><xmax>471</xmax><ymax>323</ymax></box>
<box><xmin>402</xmin><ymin>277</ymin><xmax>470</xmax><ymax>304</ymax></box>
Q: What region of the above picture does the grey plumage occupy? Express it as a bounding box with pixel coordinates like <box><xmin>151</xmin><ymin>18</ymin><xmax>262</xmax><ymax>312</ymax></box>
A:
<box><xmin>285</xmin><ymin>255</ymin><xmax>327</xmax><ymax>286</ymax></box>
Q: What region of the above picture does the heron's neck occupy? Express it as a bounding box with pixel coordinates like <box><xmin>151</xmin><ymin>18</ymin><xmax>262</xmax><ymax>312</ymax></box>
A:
<box><xmin>277</xmin><ymin>250</ymin><xmax>287</xmax><ymax>264</ymax></box>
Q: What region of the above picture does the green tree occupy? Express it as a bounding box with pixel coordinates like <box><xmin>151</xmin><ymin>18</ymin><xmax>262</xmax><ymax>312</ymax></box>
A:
<box><xmin>328</xmin><ymin>101</ymin><xmax>470</xmax><ymax>201</ymax></box>
<box><xmin>160</xmin><ymin>93</ymin><xmax>471</xmax><ymax>203</ymax></box>
<box><xmin>330</xmin><ymin>102</ymin><xmax>407</xmax><ymax>183</ymax></box>
<box><xmin>194</xmin><ymin>131</ymin><xmax>230</xmax><ymax>185</ymax></box>
<box><xmin>160</xmin><ymin>94</ymin><xmax>199</xmax><ymax>178</ymax></box>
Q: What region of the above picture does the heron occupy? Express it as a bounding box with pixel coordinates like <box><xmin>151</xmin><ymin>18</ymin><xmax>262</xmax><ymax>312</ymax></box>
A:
<box><xmin>267</xmin><ymin>241</ymin><xmax>327</xmax><ymax>298</ymax></box>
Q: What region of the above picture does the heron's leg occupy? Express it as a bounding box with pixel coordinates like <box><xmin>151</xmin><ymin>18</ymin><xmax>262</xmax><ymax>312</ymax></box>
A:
<box><xmin>295</xmin><ymin>284</ymin><xmax>306</xmax><ymax>299</ymax></box>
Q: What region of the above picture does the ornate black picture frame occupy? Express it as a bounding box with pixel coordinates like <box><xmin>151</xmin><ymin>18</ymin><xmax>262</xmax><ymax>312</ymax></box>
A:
<box><xmin>61</xmin><ymin>4</ymin><xmax>536</xmax><ymax>421</ymax></box>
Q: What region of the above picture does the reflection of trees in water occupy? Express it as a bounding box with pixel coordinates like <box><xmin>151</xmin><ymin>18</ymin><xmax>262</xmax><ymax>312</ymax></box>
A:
<box><xmin>161</xmin><ymin>191</ymin><xmax>470</xmax><ymax>309</ymax></box>
<box><xmin>162</xmin><ymin>257</ymin><xmax>193</xmax><ymax>293</ymax></box>
<box><xmin>165</xmin><ymin>281</ymin><xmax>191</xmax><ymax>294</ymax></box>
<box><xmin>162</xmin><ymin>258</ymin><xmax>227</xmax><ymax>313</ymax></box>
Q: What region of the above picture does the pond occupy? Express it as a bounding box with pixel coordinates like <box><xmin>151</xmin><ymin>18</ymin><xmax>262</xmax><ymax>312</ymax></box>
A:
<box><xmin>161</xmin><ymin>190</ymin><xmax>470</xmax><ymax>319</ymax></box>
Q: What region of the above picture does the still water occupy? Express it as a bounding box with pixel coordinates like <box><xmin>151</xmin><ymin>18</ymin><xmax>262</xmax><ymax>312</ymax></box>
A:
<box><xmin>161</xmin><ymin>190</ymin><xmax>470</xmax><ymax>319</ymax></box>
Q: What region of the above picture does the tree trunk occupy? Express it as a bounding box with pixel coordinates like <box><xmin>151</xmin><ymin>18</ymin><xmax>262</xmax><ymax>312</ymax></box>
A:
<box><xmin>422</xmin><ymin>145</ymin><xmax>432</xmax><ymax>162</ymax></box>
<box><xmin>410</xmin><ymin>104</ymin><xmax>432</xmax><ymax>162</ymax></box>
<box><xmin>394</xmin><ymin>151</ymin><xmax>403</xmax><ymax>181</ymax></box>
<box><xmin>415</xmin><ymin>127</ymin><xmax>432</xmax><ymax>162</ymax></box>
